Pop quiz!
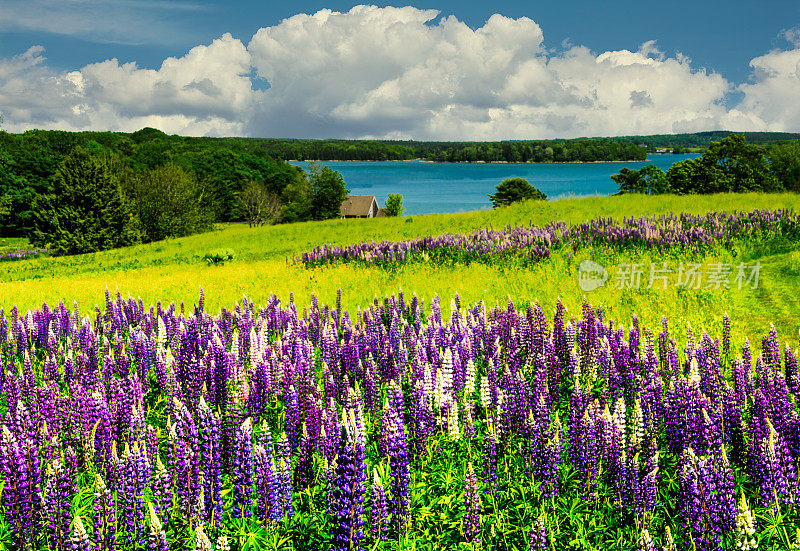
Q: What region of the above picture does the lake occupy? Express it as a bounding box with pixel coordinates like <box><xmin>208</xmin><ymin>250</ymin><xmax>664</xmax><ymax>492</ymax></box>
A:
<box><xmin>290</xmin><ymin>154</ymin><xmax>698</xmax><ymax>215</ymax></box>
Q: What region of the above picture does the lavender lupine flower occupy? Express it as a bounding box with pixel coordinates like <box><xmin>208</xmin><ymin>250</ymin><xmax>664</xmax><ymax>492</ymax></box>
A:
<box><xmin>254</xmin><ymin>442</ymin><xmax>281</xmax><ymax>525</ymax></box>
<box><xmin>330</xmin><ymin>415</ymin><xmax>367</xmax><ymax>551</ymax></box>
<box><xmin>69</xmin><ymin>516</ymin><xmax>92</xmax><ymax>551</ymax></box>
<box><xmin>197</xmin><ymin>396</ymin><xmax>222</xmax><ymax>524</ymax></box>
<box><xmin>722</xmin><ymin>313</ymin><xmax>731</xmax><ymax>357</ymax></box>
<box><xmin>119</xmin><ymin>442</ymin><xmax>151</xmax><ymax>545</ymax></box>
<box><xmin>757</xmin><ymin>419</ymin><xmax>797</xmax><ymax>508</ymax></box>
<box><xmin>679</xmin><ymin>447</ymin><xmax>727</xmax><ymax>551</ymax></box>
<box><xmin>463</xmin><ymin>462</ymin><xmax>480</xmax><ymax>545</ymax></box>
<box><xmin>1</xmin><ymin>425</ymin><xmax>40</xmax><ymax>548</ymax></box>
<box><xmin>152</xmin><ymin>455</ymin><xmax>172</xmax><ymax>525</ymax></box>
<box><xmin>295</xmin><ymin>422</ymin><xmax>314</xmax><ymax>491</ymax></box>
<box><xmin>386</xmin><ymin>382</ymin><xmax>410</xmax><ymax>532</ymax></box>
<box><xmin>146</xmin><ymin>503</ymin><xmax>169</xmax><ymax>551</ymax></box>
<box><xmin>529</xmin><ymin>514</ymin><xmax>547</xmax><ymax>551</ymax></box>
<box><xmin>369</xmin><ymin>469</ymin><xmax>389</xmax><ymax>542</ymax></box>
<box><xmin>233</xmin><ymin>418</ymin><xmax>254</xmax><ymax>518</ymax></box>
<box><xmin>93</xmin><ymin>474</ymin><xmax>116</xmax><ymax>551</ymax></box>
<box><xmin>42</xmin><ymin>457</ymin><xmax>73</xmax><ymax>551</ymax></box>
<box><xmin>275</xmin><ymin>433</ymin><xmax>294</xmax><ymax>519</ymax></box>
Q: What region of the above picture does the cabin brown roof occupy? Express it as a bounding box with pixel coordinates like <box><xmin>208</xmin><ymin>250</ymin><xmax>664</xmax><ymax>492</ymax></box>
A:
<box><xmin>340</xmin><ymin>195</ymin><xmax>377</xmax><ymax>217</ymax></box>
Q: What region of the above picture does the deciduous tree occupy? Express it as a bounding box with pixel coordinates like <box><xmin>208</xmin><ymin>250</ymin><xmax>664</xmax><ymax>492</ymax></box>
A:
<box><xmin>488</xmin><ymin>177</ymin><xmax>547</xmax><ymax>208</ymax></box>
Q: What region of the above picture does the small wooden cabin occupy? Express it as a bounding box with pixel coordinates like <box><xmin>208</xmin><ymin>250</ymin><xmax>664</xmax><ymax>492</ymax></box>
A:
<box><xmin>340</xmin><ymin>195</ymin><xmax>380</xmax><ymax>218</ymax></box>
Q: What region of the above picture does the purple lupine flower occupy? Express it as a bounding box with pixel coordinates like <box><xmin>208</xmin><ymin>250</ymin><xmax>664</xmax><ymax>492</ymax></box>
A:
<box><xmin>722</xmin><ymin>313</ymin><xmax>731</xmax><ymax>357</ymax></box>
<box><xmin>1</xmin><ymin>425</ymin><xmax>40</xmax><ymax>548</ymax></box>
<box><xmin>679</xmin><ymin>447</ymin><xmax>726</xmax><ymax>551</ymax></box>
<box><xmin>386</xmin><ymin>382</ymin><xmax>410</xmax><ymax>532</ymax></box>
<box><xmin>233</xmin><ymin>417</ymin><xmax>254</xmax><ymax>518</ymax></box>
<box><xmin>42</xmin><ymin>456</ymin><xmax>75</xmax><ymax>551</ymax></box>
<box><xmin>275</xmin><ymin>432</ymin><xmax>294</xmax><ymax>519</ymax></box>
<box><xmin>369</xmin><ymin>468</ymin><xmax>389</xmax><ymax>542</ymax></box>
<box><xmin>197</xmin><ymin>396</ymin><xmax>222</xmax><ymax>524</ymax></box>
<box><xmin>329</xmin><ymin>415</ymin><xmax>367</xmax><ymax>551</ymax></box>
<box><xmin>152</xmin><ymin>455</ymin><xmax>172</xmax><ymax>526</ymax></box>
<box><xmin>295</xmin><ymin>422</ymin><xmax>314</xmax><ymax>491</ymax></box>
<box><xmin>93</xmin><ymin>474</ymin><xmax>116</xmax><ymax>551</ymax></box>
<box><xmin>118</xmin><ymin>442</ymin><xmax>151</xmax><ymax>546</ymax></box>
<box><xmin>529</xmin><ymin>514</ymin><xmax>547</xmax><ymax>551</ymax></box>
<box><xmin>757</xmin><ymin>419</ymin><xmax>798</xmax><ymax>508</ymax></box>
<box><xmin>254</xmin><ymin>439</ymin><xmax>281</xmax><ymax>525</ymax></box>
<box><xmin>463</xmin><ymin>462</ymin><xmax>480</xmax><ymax>545</ymax></box>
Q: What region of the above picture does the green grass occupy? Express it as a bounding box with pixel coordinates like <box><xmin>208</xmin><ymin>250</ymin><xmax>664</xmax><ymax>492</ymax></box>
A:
<box><xmin>1</xmin><ymin>192</ymin><xmax>799</xmax><ymax>344</ymax></box>
<box><xmin>0</xmin><ymin>236</ymin><xmax>30</xmax><ymax>254</ymax></box>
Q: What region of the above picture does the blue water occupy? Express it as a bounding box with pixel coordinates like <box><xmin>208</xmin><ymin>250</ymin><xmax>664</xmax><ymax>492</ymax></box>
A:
<box><xmin>291</xmin><ymin>154</ymin><xmax>698</xmax><ymax>216</ymax></box>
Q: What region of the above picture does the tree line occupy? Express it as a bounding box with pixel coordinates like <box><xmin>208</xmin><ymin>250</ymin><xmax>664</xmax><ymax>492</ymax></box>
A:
<box><xmin>0</xmin><ymin>128</ymin><xmax>349</xmax><ymax>255</ymax></box>
<box><xmin>604</xmin><ymin>130</ymin><xmax>800</xmax><ymax>152</ymax></box>
<box><xmin>254</xmin><ymin>138</ymin><xmax>647</xmax><ymax>163</ymax></box>
<box><xmin>612</xmin><ymin>134</ymin><xmax>800</xmax><ymax>195</ymax></box>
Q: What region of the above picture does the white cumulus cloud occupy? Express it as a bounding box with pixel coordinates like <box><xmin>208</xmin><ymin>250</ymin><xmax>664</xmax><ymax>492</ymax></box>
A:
<box><xmin>0</xmin><ymin>6</ymin><xmax>798</xmax><ymax>139</ymax></box>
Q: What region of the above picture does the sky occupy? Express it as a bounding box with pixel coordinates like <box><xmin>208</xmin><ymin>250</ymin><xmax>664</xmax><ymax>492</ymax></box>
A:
<box><xmin>0</xmin><ymin>1</ymin><xmax>798</xmax><ymax>139</ymax></box>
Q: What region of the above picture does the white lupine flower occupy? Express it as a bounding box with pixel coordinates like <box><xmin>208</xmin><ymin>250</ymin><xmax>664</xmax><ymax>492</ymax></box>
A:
<box><xmin>448</xmin><ymin>402</ymin><xmax>460</xmax><ymax>440</ymax></box>
<box><xmin>629</xmin><ymin>398</ymin><xmax>645</xmax><ymax>452</ymax></box>
<box><xmin>688</xmin><ymin>358</ymin><xmax>701</xmax><ymax>386</ymax></box>
<box><xmin>735</xmin><ymin>492</ymin><xmax>757</xmax><ymax>550</ymax></box>
<box><xmin>434</xmin><ymin>368</ymin><xmax>445</xmax><ymax>411</ymax></box>
<box><xmin>464</xmin><ymin>360</ymin><xmax>476</xmax><ymax>397</ymax></box>
<box><xmin>442</xmin><ymin>349</ymin><xmax>454</xmax><ymax>393</ymax></box>
<box><xmin>249</xmin><ymin>327</ymin><xmax>259</xmax><ymax>366</ymax></box>
<box><xmin>613</xmin><ymin>397</ymin><xmax>627</xmax><ymax>437</ymax></box>
<box><xmin>662</xmin><ymin>526</ymin><xmax>677</xmax><ymax>551</ymax></box>
<box><xmin>195</xmin><ymin>524</ymin><xmax>213</xmax><ymax>551</ymax></box>
<box><xmin>480</xmin><ymin>375</ymin><xmax>490</xmax><ymax>411</ymax></box>
<box><xmin>639</xmin><ymin>528</ymin><xmax>655</xmax><ymax>551</ymax></box>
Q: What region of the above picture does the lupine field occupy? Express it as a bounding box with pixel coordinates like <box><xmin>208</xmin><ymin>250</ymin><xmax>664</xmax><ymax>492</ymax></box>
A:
<box><xmin>300</xmin><ymin>209</ymin><xmax>800</xmax><ymax>268</ymax></box>
<box><xmin>2</xmin><ymin>193</ymin><xmax>800</xmax><ymax>550</ymax></box>
<box><xmin>2</xmin><ymin>286</ymin><xmax>800</xmax><ymax>551</ymax></box>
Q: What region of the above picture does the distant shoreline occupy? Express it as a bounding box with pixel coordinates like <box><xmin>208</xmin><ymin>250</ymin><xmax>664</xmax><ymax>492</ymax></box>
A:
<box><xmin>288</xmin><ymin>158</ymin><xmax>652</xmax><ymax>164</ymax></box>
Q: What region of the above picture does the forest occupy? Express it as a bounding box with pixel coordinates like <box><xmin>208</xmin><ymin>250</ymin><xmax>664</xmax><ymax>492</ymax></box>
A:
<box><xmin>0</xmin><ymin>128</ymin><xmax>349</xmax><ymax>253</ymax></box>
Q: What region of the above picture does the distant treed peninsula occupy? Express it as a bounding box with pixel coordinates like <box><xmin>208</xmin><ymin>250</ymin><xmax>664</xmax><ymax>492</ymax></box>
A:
<box><xmin>255</xmin><ymin>138</ymin><xmax>648</xmax><ymax>163</ymax></box>
<box><xmin>240</xmin><ymin>131</ymin><xmax>800</xmax><ymax>162</ymax></box>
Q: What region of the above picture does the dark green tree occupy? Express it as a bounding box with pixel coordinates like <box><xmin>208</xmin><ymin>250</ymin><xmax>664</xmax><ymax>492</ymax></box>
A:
<box><xmin>384</xmin><ymin>193</ymin><xmax>405</xmax><ymax>217</ymax></box>
<box><xmin>488</xmin><ymin>177</ymin><xmax>547</xmax><ymax>208</ymax></box>
<box><xmin>307</xmin><ymin>162</ymin><xmax>349</xmax><ymax>220</ymax></box>
<box><xmin>768</xmin><ymin>143</ymin><xmax>800</xmax><ymax>192</ymax></box>
<box><xmin>702</xmin><ymin>133</ymin><xmax>776</xmax><ymax>192</ymax></box>
<box><xmin>30</xmin><ymin>147</ymin><xmax>140</xmax><ymax>255</ymax></box>
<box><xmin>125</xmin><ymin>163</ymin><xmax>213</xmax><ymax>242</ymax></box>
<box><xmin>280</xmin><ymin>175</ymin><xmax>313</xmax><ymax>223</ymax></box>
<box><xmin>612</xmin><ymin>165</ymin><xmax>669</xmax><ymax>194</ymax></box>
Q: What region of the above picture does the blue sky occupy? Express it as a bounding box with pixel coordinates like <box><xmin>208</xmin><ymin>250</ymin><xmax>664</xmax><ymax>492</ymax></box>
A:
<box><xmin>0</xmin><ymin>1</ymin><xmax>798</xmax><ymax>138</ymax></box>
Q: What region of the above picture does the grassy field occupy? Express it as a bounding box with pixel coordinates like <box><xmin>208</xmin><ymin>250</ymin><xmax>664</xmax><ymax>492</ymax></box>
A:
<box><xmin>1</xmin><ymin>192</ymin><xmax>799</xmax><ymax>344</ymax></box>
